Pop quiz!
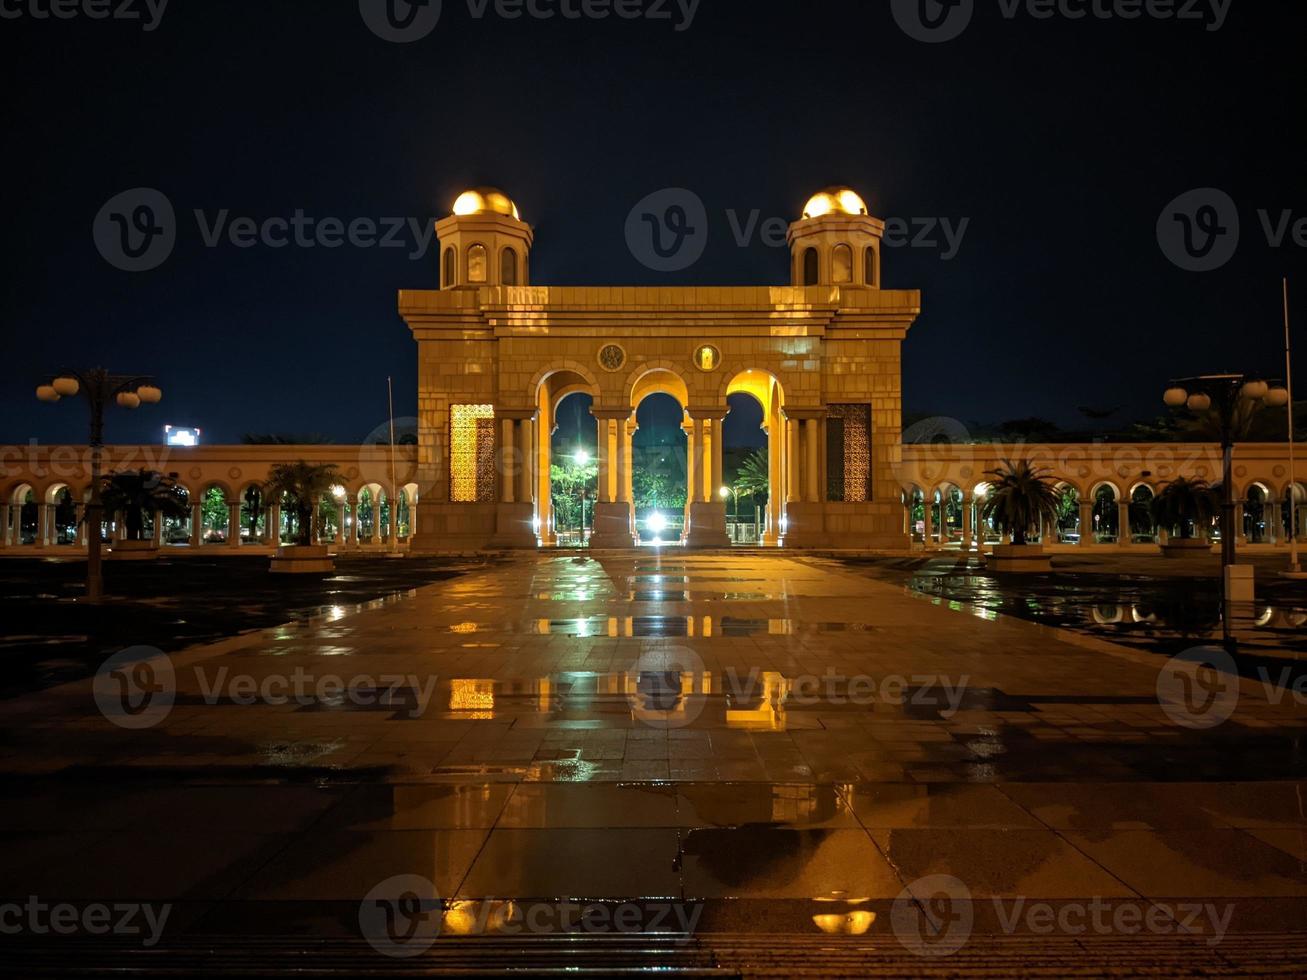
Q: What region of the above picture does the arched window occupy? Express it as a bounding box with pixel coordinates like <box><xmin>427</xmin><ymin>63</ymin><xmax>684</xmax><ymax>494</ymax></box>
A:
<box><xmin>442</xmin><ymin>247</ymin><xmax>455</xmax><ymax>287</ymax></box>
<box><xmin>500</xmin><ymin>247</ymin><xmax>518</xmax><ymax>285</ymax></box>
<box><xmin>864</xmin><ymin>246</ymin><xmax>877</xmax><ymax>287</ymax></box>
<box><xmin>802</xmin><ymin>247</ymin><xmax>819</xmax><ymax>285</ymax></box>
<box><xmin>831</xmin><ymin>244</ymin><xmax>853</xmax><ymax>283</ymax></box>
<box><xmin>467</xmin><ymin>244</ymin><xmax>487</xmax><ymax>283</ymax></box>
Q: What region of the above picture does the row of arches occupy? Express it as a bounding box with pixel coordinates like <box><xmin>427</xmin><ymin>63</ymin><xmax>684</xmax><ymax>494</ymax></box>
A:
<box><xmin>906</xmin><ymin>480</ymin><xmax>1307</xmax><ymax>547</ymax></box>
<box><xmin>0</xmin><ymin>480</ymin><xmax>420</xmax><ymax>550</ymax></box>
<box><xmin>797</xmin><ymin>243</ymin><xmax>878</xmax><ymax>287</ymax></box>
<box><xmin>442</xmin><ymin>244</ymin><xmax>520</xmax><ymax>288</ymax></box>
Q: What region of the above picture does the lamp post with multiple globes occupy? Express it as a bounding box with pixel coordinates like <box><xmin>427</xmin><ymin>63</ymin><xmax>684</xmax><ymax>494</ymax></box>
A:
<box><xmin>1162</xmin><ymin>374</ymin><xmax>1288</xmax><ymax>649</ymax></box>
<box><xmin>36</xmin><ymin>369</ymin><xmax>163</xmax><ymax>602</ymax></box>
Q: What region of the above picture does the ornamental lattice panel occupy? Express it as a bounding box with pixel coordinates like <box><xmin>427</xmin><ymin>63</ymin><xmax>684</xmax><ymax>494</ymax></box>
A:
<box><xmin>450</xmin><ymin>404</ymin><xmax>496</xmax><ymax>502</ymax></box>
<box><xmin>826</xmin><ymin>403</ymin><xmax>870</xmax><ymax>502</ymax></box>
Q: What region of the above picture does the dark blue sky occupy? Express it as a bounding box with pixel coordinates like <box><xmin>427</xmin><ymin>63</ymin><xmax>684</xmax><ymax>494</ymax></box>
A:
<box><xmin>3</xmin><ymin>1</ymin><xmax>1303</xmax><ymax>447</ymax></box>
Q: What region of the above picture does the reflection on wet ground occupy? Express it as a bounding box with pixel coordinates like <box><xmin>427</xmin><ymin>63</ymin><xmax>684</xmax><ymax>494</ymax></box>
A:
<box><xmin>2</xmin><ymin>551</ymin><xmax>1306</xmax><ymax>966</ymax></box>
<box><xmin>841</xmin><ymin>554</ymin><xmax>1307</xmax><ymax>672</ymax></box>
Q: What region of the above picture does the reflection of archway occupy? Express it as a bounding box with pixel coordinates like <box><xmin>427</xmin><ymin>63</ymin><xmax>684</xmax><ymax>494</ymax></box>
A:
<box><xmin>724</xmin><ymin>370</ymin><xmax>786</xmax><ymax>546</ymax></box>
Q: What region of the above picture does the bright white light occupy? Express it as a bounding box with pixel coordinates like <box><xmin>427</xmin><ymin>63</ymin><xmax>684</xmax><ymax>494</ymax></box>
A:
<box><xmin>574</xmin><ymin>449</ymin><xmax>590</xmax><ymax>466</ymax></box>
<box><xmin>164</xmin><ymin>425</ymin><xmax>200</xmax><ymax>447</ymax></box>
<box><xmin>719</xmin><ymin>486</ymin><xmax>729</xmax><ymax>499</ymax></box>
<box><xmin>331</xmin><ymin>485</ymin><xmax>346</xmax><ymax>500</ymax></box>
<box><xmin>647</xmin><ymin>512</ymin><xmax>667</xmax><ymax>534</ymax></box>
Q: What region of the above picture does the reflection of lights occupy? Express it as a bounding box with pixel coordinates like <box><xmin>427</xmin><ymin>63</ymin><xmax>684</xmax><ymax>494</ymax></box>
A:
<box><xmin>449</xmin><ymin>622</ymin><xmax>478</xmax><ymax>633</ymax></box>
<box><xmin>449</xmin><ymin>679</ymin><xmax>494</xmax><ymax>713</ymax></box>
<box><xmin>647</xmin><ymin>512</ymin><xmax>667</xmax><ymax>533</ymax></box>
<box><xmin>811</xmin><ymin>911</ymin><xmax>876</xmax><ymax>935</ymax></box>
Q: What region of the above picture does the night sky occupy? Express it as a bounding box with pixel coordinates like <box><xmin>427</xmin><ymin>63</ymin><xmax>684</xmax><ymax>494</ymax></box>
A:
<box><xmin>3</xmin><ymin>1</ymin><xmax>1304</xmax><ymax>449</ymax></box>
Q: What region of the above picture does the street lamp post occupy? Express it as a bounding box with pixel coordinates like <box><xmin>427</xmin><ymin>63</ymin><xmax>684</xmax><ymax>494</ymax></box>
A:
<box><xmin>37</xmin><ymin>368</ymin><xmax>162</xmax><ymax>602</ymax></box>
<box><xmin>1163</xmin><ymin>373</ymin><xmax>1288</xmax><ymax>649</ymax></box>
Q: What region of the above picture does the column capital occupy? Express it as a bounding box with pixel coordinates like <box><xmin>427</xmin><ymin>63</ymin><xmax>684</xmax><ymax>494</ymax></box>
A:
<box><xmin>494</xmin><ymin>407</ymin><xmax>537</xmax><ymax>421</ymax></box>
<box><xmin>782</xmin><ymin>406</ymin><xmax>826</xmax><ymax>422</ymax></box>
<box><xmin>590</xmin><ymin>407</ymin><xmax>633</xmax><ymax>421</ymax></box>
<box><xmin>685</xmin><ymin>405</ymin><xmax>727</xmax><ymax>421</ymax></box>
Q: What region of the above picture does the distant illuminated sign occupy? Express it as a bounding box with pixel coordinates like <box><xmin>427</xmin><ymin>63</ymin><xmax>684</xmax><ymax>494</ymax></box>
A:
<box><xmin>164</xmin><ymin>425</ymin><xmax>200</xmax><ymax>447</ymax></box>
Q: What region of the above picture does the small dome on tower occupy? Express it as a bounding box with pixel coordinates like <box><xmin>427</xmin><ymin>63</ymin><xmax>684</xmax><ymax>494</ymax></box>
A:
<box><xmin>802</xmin><ymin>187</ymin><xmax>868</xmax><ymax>219</ymax></box>
<box><xmin>452</xmin><ymin>187</ymin><xmax>520</xmax><ymax>220</ymax></box>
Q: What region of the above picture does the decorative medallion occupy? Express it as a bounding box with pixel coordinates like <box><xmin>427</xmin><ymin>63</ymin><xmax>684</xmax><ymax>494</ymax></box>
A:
<box><xmin>227</xmin><ymin>467</ymin><xmax>242</xmax><ymax>481</ymax></box>
<box><xmin>188</xmin><ymin>466</ymin><xmax>202</xmax><ymax>481</ymax></box>
<box><xmin>597</xmin><ymin>344</ymin><xmax>626</xmax><ymax>372</ymax></box>
<box><xmin>693</xmin><ymin>345</ymin><xmax>721</xmax><ymax>371</ymax></box>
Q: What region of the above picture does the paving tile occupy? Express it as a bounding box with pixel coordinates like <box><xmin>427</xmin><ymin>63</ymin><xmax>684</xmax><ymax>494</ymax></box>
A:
<box><xmin>457</xmin><ymin>829</ymin><xmax>681</xmax><ymax>898</ymax></box>
<box><xmin>496</xmin><ymin>783</ymin><xmax>680</xmax><ymax>828</ymax></box>
<box><xmin>843</xmin><ymin>785</ymin><xmax>1043</xmax><ymax>829</ymax></box>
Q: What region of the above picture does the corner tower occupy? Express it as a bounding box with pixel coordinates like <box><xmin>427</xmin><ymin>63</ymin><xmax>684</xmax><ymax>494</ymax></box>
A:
<box><xmin>787</xmin><ymin>186</ymin><xmax>884</xmax><ymax>288</ymax></box>
<box><xmin>435</xmin><ymin>187</ymin><xmax>533</xmax><ymax>289</ymax></box>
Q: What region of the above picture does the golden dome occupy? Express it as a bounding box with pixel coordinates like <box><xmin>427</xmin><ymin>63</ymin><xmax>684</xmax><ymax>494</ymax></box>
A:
<box><xmin>802</xmin><ymin>187</ymin><xmax>868</xmax><ymax>219</ymax></box>
<box><xmin>452</xmin><ymin>187</ymin><xmax>520</xmax><ymax>220</ymax></box>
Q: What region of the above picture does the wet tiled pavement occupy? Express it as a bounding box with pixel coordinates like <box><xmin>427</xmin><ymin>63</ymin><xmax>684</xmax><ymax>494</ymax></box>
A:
<box><xmin>2</xmin><ymin>552</ymin><xmax>1306</xmax><ymax>972</ymax></box>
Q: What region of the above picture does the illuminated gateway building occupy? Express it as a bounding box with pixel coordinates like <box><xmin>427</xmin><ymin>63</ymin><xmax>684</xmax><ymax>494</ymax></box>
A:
<box><xmin>405</xmin><ymin>185</ymin><xmax>914</xmax><ymax>551</ymax></box>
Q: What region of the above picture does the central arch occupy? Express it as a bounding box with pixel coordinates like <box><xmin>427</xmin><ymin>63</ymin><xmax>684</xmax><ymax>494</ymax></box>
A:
<box><xmin>534</xmin><ymin>364</ymin><xmax>600</xmax><ymax>546</ymax></box>
<box><xmin>723</xmin><ymin>369</ymin><xmax>786</xmax><ymax>546</ymax></box>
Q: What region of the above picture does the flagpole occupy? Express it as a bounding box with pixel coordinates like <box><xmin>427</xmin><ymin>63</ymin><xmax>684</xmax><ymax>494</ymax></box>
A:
<box><xmin>387</xmin><ymin>376</ymin><xmax>399</xmax><ymax>554</ymax></box>
<box><xmin>1285</xmin><ymin>279</ymin><xmax>1300</xmax><ymax>574</ymax></box>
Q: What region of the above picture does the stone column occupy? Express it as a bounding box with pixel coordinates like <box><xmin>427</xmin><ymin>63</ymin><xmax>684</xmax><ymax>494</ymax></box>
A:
<box><xmin>764</xmin><ymin>423</ymin><xmax>782</xmax><ymax>545</ymax></box>
<box><xmin>0</xmin><ymin>504</ymin><xmax>10</xmax><ymax>548</ymax></box>
<box><xmin>335</xmin><ymin>501</ymin><xmax>347</xmax><ymax>547</ymax></box>
<box><xmin>189</xmin><ymin>503</ymin><xmax>202</xmax><ymax>546</ymax></box>
<box><xmin>347</xmin><ymin>502</ymin><xmax>359</xmax><ymax>547</ymax></box>
<box><xmin>227</xmin><ymin>501</ymin><xmax>242</xmax><ymax>548</ymax></box>
<box><xmin>370</xmin><ymin>495</ymin><xmax>383</xmax><ymax>544</ymax></box>
<box><xmin>501</xmin><ymin>418</ymin><xmax>516</xmax><ymax>504</ymax></box>
<box><xmin>786</xmin><ymin>419</ymin><xmax>800</xmax><ymax>502</ymax></box>
<box><xmin>961</xmin><ymin>494</ymin><xmax>973</xmax><ymax>550</ymax></box>
<box><xmin>922</xmin><ymin>496</ymin><xmax>934</xmax><ymax>548</ymax></box>
<box><xmin>518</xmin><ymin>418</ymin><xmax>534</xmax><ymax>506</ymax></box>
<box><xmin>268</xmin><ymin>502</ymin><xmax>281</xmax><ymax>546</ymax></box>
<box><xmin>804</xmin><ymin>418</ymin><xmax>819</xmax><ymax>503</ymax></box>
<box><xmin>1234</xmin><ymin>502</ymin><xmax>1247</xmax><ymax>545</ymax></box>
<box><xmin>35</xmin><ymin>503</ymin><xmax>50</xmax><ymax>546</ymax></box>
<box><xmin>688</xmin><ymin>418</ymin><xmax>702</xmax><ymax>504</ymax></box>
<box><xmin>74</xmin><ymin>504</ymin><xmax>87</xmax><ymax>549</ymax></box>
<box><xmin>710</xmin><ymin>418</ymin><xmax>724</xmax><ymax>501</ymax></box>
<box><xmin>1118</xmin><ymin>500</ymin><xmax>1132</xmax><ymax>547</ymax></box>
<box><xmin>152</xmin><ymin>510</ymin><xmax>165</xmax><ymax>547</ymax></box>
<box><xmin>624</xmin><ymin>419</ymin><xmax>636</xmax><ymax>506</ymax></box>
<box><xmin>1268</xmin><ymin>501</ymin><xmax>1282</xmax><ymax>544</ymax></box>
<box><xmin>1079</xmin><ymin>500</ymin><xmax>1095</xmax><ymax>547</ymax></box>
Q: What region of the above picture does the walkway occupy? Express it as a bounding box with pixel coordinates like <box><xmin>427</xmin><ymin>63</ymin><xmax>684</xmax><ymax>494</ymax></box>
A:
<box><xmin>2</xmin><ymin>553</ymin><xmax>1305</xmax><ymax>973</ymax></box>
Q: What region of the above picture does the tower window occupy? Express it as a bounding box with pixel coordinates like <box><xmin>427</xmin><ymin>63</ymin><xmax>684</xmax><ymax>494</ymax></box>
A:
<box><xmin>865</xmin><ymin>246</ymin><xmax>877</xmax><ymax>287</ymax></box>
<box><xmin>501</xmin><ymin>246</ymin><xmax>518</xmax><ymax>285</ymax></box>
<box><xmin>442</xmin><ymin>247</ymin><xmax>455</xmax><ymax>287</ymax></box>
<box><xmin>802</xmin><ymin>247</ymin><xmax>819</xmax><ymax>285</ymax></box>
<box><xmin>832</xmin><ymin>244</ymin><xmax>853</xmax><ymax>283</ymax></box>
<box><xmin>467</xmin><ymin>244</ymin><xmax>487</xmax><ymax>283</ymax></box>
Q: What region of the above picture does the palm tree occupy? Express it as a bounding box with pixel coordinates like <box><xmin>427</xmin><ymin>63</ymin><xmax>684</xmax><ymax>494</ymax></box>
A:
<box><xmin>99</xmin><ymin>469</ymin><xmax>189</xmax><ymax>541</ymax></box>
<box><xmin>263</xmin><ymin>461</ymin><xmax>341</xmax><ymax>547</ymax></box>
<box><xmin>1151</xmin><ymin>477</ymin><xmax>1217</xmax><ymax>540</ymax></box>
<box><xmin>735</xmin><ymin>449</ymin><xmax>769</xmax><ymax>503</ymax></box>
<box><xmin>980</xmin><ymin>459</ymin><xmax>1061</xmax><ymax>546</ymax></box>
